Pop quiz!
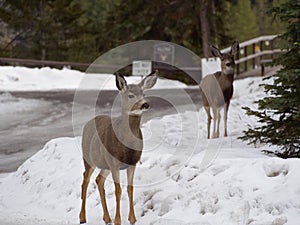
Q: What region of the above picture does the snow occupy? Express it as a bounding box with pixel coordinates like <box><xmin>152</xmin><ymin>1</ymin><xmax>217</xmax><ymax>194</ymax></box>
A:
<box><xmin>0</xmin><ymin>92</ymin><xmax>51</xmax><ymax>116</ymax></box>
<box><xmin>0</xmin><ymin>73</ymin><xmax>300</xmax><ymax>225</ymax></box>
<box><xmin>0</xmin><ymin>66</ymin><xmax>186</xmax><ymax>91</ymax></box>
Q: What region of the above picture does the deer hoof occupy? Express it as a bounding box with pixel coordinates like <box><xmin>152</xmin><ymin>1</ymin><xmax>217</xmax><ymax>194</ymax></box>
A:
<box><xmin>105</xmin><ymin>223</ymin><xmax>113</xmax><ymax>225</ymax></box>
<box><xmin>79</xmin><ymin>218</ymin><xmax>86</xmax><ymax>224</ymax></box>
<box><xmin>79</xmin><ymin>212</ymin><xmax>86</xmax><ymax>224</ymax></box>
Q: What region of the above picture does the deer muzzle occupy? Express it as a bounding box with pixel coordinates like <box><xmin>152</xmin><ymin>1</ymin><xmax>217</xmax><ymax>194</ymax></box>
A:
<box><xmin>129</xmin><ymin>100</ymin><xmax>149</xmax><ymax>115</ymax></box>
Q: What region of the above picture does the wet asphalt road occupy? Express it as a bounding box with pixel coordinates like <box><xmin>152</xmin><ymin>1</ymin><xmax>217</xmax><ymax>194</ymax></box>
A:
<box><xmin>0</xmin><ymin>88</ymin><xmax>201</xmax><ymax>173</ymax></box>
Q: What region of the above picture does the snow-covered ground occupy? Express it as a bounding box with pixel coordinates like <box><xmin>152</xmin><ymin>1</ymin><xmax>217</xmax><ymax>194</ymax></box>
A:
<box><xmin>0</xmin><ymin>66</ymin><xmax>186</xmax><ymax>91</ymax></box>
<box><xmin>0</xmin><ymin>68</ymin><xmax>299</xmax><ymax>225</ymax></box>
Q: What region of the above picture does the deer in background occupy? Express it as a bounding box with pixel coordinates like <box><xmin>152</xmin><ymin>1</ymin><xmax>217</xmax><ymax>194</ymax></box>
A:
<box><xmin>79</xmin><ymin>70</ymin><xmax>158</xmax><ymax>225</ymax></box>
<box><xmin>199</xmin><ymin>40</ymin><xmax>239</xmax><ymax>139</ymax></box>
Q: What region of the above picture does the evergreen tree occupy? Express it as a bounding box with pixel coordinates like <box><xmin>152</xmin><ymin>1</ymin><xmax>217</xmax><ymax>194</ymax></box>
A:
<box><xmin>0</xmin><ymin>0</ymin><xmax>240</xmax><ymax>62</ymax></box>
<box><xmin>255</xmin><ymin>0</ymin><xmax>287</xmax><ymax>36</ymax></box>
<box><xmin>240</xmin><ymin>0</ymin><xmax>300</xmax><ymax>158</ymax></box>
<box><xmin>228</xmin><ymin>0</ymin><xmax>259</xmax><ymax>41</ymax></box>
<box><xmin>100</xmin><ymin>0</ymin><xmax>232</xmax><ymax>57</ymax></box>
<box><xmin>70</xmin><ymin>0</ymin><xmax>114</xmax><ymax>62</ymax></box>
<box><xmin>0</xmin><ymin>0</ymin><xmax>84</xmax><ymax>61</ymax></box>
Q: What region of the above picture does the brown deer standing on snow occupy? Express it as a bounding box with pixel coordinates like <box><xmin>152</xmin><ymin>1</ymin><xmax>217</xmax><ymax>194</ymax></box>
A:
<box><xmin>79</xmin><ymin>70</ymin><xmax>158</xmax><ymax>225</ymax></box>
<box><xmin>199</xmin><ymin>40</ymin><xmax>239</xmax><ymax>139</ymax></box>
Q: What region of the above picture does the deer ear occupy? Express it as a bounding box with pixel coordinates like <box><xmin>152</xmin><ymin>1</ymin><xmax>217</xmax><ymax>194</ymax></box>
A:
<box><xmin>139</xmin><ymin>70</ymin><xmax>158</xmax><ymax>90</ymax></box>
<box><xmin>230</xmin><ymin>40</ymin><xmax>239</xmax><ymax>56</ymax></box>
<box><xmin>210</xmin><ymin>45</ymin><xmax>222</xmax><ymax>58</ymax></box>
<box><xmin>115</xmin><ymin>72</ymin><xmax>128</xmax><ymax>92</ymax></box>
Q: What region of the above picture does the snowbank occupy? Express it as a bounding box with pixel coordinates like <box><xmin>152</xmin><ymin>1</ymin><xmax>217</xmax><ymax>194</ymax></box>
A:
<box><xmin>1</xmin><ymin>136</ymin><xmax>299</xmax><ymax>225</ymax></box>
<box><xmin>0</xmin><ymin>66</ymin><xmax>186</xmax><ymax>91</ymax></box>
<box><xmin>0</xmin><ymin>76</ymin><xmax>299</xmax><ymax>225</ymax></box>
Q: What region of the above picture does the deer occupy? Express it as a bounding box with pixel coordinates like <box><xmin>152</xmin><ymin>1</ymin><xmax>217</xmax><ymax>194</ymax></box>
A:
<box><xmin>79</xmin><ymin>70</ymin><xmax>158</xmax><ymax>225</ymax></box>
<box><xmin>199</xmin><ymin>40</ymin><xmax>239</xmax><ymax>139</ymax></box>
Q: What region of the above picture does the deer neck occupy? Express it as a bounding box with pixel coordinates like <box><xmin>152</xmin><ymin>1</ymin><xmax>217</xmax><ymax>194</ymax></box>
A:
<box><xmin>220</xmin><ymin>72</ymin><xmax>234</xmax><ymax>88</ymax></box>
<box><xmin>120</xmin><ymin>112</ymin><xmax>142</xmax><ymax>136</ymax></box>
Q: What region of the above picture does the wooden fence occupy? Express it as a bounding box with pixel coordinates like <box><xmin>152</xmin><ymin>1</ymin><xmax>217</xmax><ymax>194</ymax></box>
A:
<box><xmin>0</xmin><ymin>35</ymin><xmax>284</xmax><ymax>79</ymax></box>
<box><xmin>221</xmin><ymin>35</ymin><xmax>283</xmax><ymax>76</ymax></box>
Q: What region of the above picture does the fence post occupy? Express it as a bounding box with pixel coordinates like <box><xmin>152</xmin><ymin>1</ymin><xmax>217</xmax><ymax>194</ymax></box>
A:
<box><xmin>260</xmin><ymin>40</ymin><xmax>264</xmax><ymax>63</ymax></box>
<box><xmin>271</xmin><ymin>40</ymin><xmax>274</xmax><ymax>59</ymax></box>
<box><xmin>244</xmin><ymin>46</ymin><xmax>248</xmax><ymax>72</ymax></box>
<box><xmin>252</xmin><ymin>44</ymin><xmax>256</xmax><ymax>69</ymax></box>
<box><xmin>236</xmin><ymin>50</ymin><xmax>240</xmax><ymax>75</ymax></box>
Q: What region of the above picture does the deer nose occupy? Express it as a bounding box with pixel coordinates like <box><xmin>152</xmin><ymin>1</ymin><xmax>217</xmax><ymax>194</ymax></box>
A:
<box><xmin>141</xmin><ymin>102</ymin><xmax>150</xmax><ymax>109</ymax></box>
<box><xmin>226</xmin><ymin>63</ymin><xmax>231</xmax><ymax>67</ymax></box>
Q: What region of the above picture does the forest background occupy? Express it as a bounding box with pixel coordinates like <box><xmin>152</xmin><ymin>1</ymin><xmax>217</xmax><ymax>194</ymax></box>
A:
<box><xmin>0</xmin><ymin>0</ymin><xmax>287</xmax><ymax>63</ymax></box>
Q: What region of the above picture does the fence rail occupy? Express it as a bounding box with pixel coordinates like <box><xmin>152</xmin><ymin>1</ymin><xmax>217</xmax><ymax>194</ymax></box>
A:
<box><xmin>0</xmin><ymin>57</ymin><xmax>118</xmax><ymax>70</ymax></box>
<box><xmin>0</xmin><ymin>35</ymin><xmax>284</xmax><ymax>79</ymax></box>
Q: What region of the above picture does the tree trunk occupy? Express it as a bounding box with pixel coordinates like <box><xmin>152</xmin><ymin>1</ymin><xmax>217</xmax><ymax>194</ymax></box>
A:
<box><xmin>40</xmin><ymin>0</ymin><xmax>46</xmax><ymax>60</ymax></box>
<box><xmin>258</xmin><ymin>0</ymin><xmax>265</xmax><ymax>36</ymax></box>
<box><xmin>199</xmin><ymin>0</ymin><xmax>210</xmax><ymax>58</ymax></box>
<box><xmin>210</xmin><ymin>0</ymin><xmax>217</xmax><ymax>45</ymax></box>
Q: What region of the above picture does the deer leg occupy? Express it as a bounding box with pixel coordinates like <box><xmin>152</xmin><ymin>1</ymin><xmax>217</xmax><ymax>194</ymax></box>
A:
<box><xmin>204</xmin><ymin>106</ymin><xmax>212</xmax><ymax>139</ymax></box>
<box><xmin>79</xmin><ymin>161</ymin><xmax>94</xmax><ymax>224</ymax></box>
<box><xmin>212</xmin><ymin>107</ymin><xmax>218</xmax><ymax>138</ymax></box>
<box><xmin>216</xmin><ymin>108</ymin><xmax>221</xmax><ymax>138</ymax></box>
<box><xmin>95</xmin><ymin>169</ymin><xmax>112</xmax><ymax>224</ymax></box>
<box><xmin>224</xmin><ymin>101</ymin><xmax>230</xmax><ymax>137</ymax></box>
<box><xmin>111</xmin><ymin>169</ymin><xmax>122</xmax><ymax>225</ymax></box>
<box><xmin>127</xmin><ymin>166</ymin><xmax>137</xmax><ymax>225</ymax></box>
<box><xmin>212</xmin><ymin>107</ymin><xmax>221</xmax><ymax>138</ymax></box>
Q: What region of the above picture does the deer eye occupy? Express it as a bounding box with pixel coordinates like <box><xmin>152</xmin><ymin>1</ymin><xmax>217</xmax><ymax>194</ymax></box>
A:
<box><xmin>128</xmin><ymin>94</ymin><xmax>135</xmax><ymax>99</ymax></box>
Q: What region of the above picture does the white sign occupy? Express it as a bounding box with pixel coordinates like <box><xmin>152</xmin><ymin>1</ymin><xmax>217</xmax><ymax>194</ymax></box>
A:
<box><xmin>132</xmin><ymin>60</ymin><xmax>152</xmax><ymax>76</ymax></box>
<box><xmin>201</xmin><ymin>57</ymin><xmax>221</xmax><ymax>77</ymax></box>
